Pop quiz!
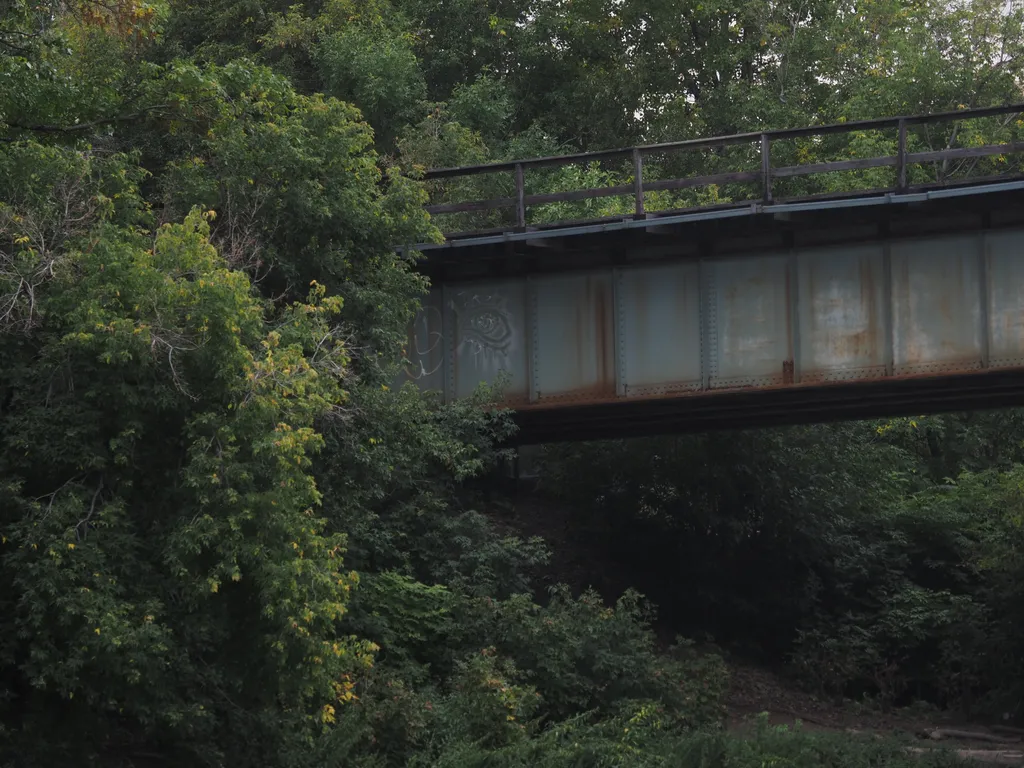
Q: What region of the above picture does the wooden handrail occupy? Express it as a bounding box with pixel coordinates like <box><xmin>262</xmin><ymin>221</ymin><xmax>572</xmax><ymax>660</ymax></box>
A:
<box><xmin>420</xmin><ymin>103</ymin><xmax>1024</xmax><ymax>229</ymax></box>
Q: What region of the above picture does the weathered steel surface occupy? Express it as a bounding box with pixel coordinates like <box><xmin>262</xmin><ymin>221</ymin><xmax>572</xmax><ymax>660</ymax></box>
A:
<box><xmin>797</xmin><ymin>244</ymin><xmax>887</xmax><ymax>382</ymax></box>
<box><xmin>531</xmin><ymin>272</ymin><xmax>616</xmax><ymax>402</ymax></box>
<box><xmin>403</xmin><ymin>226</ymin><xmax>1024</xmax><ymax>415</ymax></box>
<box><xmin>615</xmin><ymin>263</ymin><xmax>702</xmax><ymax>396</ymax></box>
<box><xmin>706</xmin><ymin>255</ymin><xmax>792</xmax><ymax>388</ymax></box>
<box><xmin>987</xmin><ymin>231</ymin><xmax>1024</xmax><ymax>368</ymax></box>
<box><xmin>447</xmin><ymin>280</ymin><xmax>530</xmax><ymax>404</ymax></box>
<box><xmin>891</xmin><ymin>235</ymin><xmax>982</xmax><ymax>374</ymax></box>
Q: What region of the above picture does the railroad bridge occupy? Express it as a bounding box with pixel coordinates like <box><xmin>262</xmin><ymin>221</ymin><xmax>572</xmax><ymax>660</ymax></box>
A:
<box><xmin>399</xmin><ymin>104</ymin><xmax>1024</xmax><ymax>443</ymax></box>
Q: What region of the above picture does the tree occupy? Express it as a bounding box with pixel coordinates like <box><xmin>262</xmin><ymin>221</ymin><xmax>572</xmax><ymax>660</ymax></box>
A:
<box><xmin>6</xmin><ymin>0</ymin><xmax>1024</xmax><ymax>763</ymax></box>
<box><xmin>0</xmin><ymin>160</ymin><xmax>375</xmax><ymax>762</ymax></box>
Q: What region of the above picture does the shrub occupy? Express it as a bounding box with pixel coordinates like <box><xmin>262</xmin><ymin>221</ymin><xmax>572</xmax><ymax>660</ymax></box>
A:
<box><xmin>484</xmin><ymin>586</ymin><xmax>729</xmax><ymax>727</ymax></box>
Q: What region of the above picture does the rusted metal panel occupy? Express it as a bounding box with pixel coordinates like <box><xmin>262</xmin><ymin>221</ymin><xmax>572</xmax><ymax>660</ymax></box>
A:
<box><xmin>985</xmin><ymin>229</ymin><xmax>1024</xmax><ymax>369</ymax></box>
<box><xmin>447</xmin><ymin>280</ymin><xmax>530</xmax><ymax>403</ymax></box>
<box><xmin>401</xmin><ymin>288</ymin><xmax>445</xmax><ymax>393</ymax></box>
<box><xmin>706</xmin><ymin>255</ymin><xmax>792</xmax><ymax>388</ymax></box>
<box><xmin>616</xmin><ymin>263</ymin><xmax>702</xmax><ymax>396</ymax></box>
<box><xmin>891</xmin><ymin>235</ymin><xmax>982</xmax><ymax>375</ymax></box>
<box><xmin>797</xmin><ymin>244</ymin><xmax>887</xmax><ymax>382</ymax></box>
<box><xmin>532</xmin><ymin>272</ymin><xmax>615</xmax><ymax>402</ymax></box>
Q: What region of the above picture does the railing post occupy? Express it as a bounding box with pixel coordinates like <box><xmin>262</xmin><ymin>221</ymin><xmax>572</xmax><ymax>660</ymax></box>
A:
<box><xmin>515</xmin><ymin>163</ymin><xmax>526</xmax><ymax>229</ymax></box>
<box><xmin>897</xmin><ymin>118</ymin><xmax>907</xmax><ymax>191</ymax></box>
<box><xmin>633</xmin><ymin>148</ymin><xmax>645</xmax><ymax>219</ymax></box>
<box><xmin>761</xmin><ymin>133</ymin><xmax>772</xmax><ymax>203</ymax></box>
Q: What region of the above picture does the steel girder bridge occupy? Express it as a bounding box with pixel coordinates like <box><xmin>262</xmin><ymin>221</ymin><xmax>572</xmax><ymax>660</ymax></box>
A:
<box><xmin>398</xmin><ymin>103</ymin><xmax>1024</xmax><ymax>443</ymax></box>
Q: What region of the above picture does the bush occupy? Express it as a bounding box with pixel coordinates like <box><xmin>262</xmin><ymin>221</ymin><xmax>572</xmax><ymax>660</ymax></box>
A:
<box><xmin>482</xmin><ymin>586</ymin><xmax>729</xmax><ymax>727</ymax></box>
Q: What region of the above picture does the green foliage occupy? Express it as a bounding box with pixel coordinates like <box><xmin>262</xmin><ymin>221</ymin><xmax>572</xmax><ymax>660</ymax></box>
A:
<box><xmin>426</xmin><ymin>648</ymin><xmax>541</xmax><ymax>751</ymax></box>
<box><xmin>540</xmin><ymin>426</ymin><xmax>911</xmax><ymax>653</ymax></box>
<box><xmin>448</xmin><ymin>74</ymin><xmax>513</xmax><ymax>146</ymax></box>
<box><xmin>259</xmin><ymin>1</ymin><xmax>429</xmax><ymax>148</ymax></box>
<box><xmin>0</xmin><ymin>189</ymin><xmax>373</xmax><ymax>763</ymax></box>
<box><xmin>681</xmin><ymin>719</ymin><xmax>966</xmax><ymax>768</ymax></box>
<box><xmin>538</xmin><ymin>412</ymin><xmax>1024</xmax><ymax>716</ymax></box>
<box><xmin>0</xmin><ymin>4</ymin><xmax>506</xmax><ymax>763</ymax></box>
<box><xmin>149</xmin><ymin>58</ymin><xmax>435</xmax><ymax>299</ymax></box>
<box><xmin>5</xmin><ymin>0</ymin><xmax>1024</xmax><ymax>763</ymax></box>
<box><xmin>389</xmin><ymin>0</ymin><xmax>1024</xmax><ymax>217</ymax></box>
<box><xmin>313</xmin><ymin>22</ymin><xmax>426</xmax><ymax>146</ymax></box>
<box><xmin>345</xmin><ymin>570</ymin><xmax>455</xmax><ymax>667</ymax></box>
<box><xmin>419</xmin><ymin>715</ymin><xmax>971</xmax><ymax>767</ymax></box>
<box><xmin>480</xmin><ymin>587</ymin><xmax>729</xmax><ymax>727</ymax></box>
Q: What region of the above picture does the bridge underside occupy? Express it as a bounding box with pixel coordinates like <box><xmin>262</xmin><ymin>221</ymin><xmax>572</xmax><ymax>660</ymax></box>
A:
<box><xmin>404</xmin><ymin>182</ymin><xmax>1024</xmax><ymax>443</ymax></box>
<box><xmin>512</xmin><ymin>370</ymin><xmax>1024</xmax><ymax>443</ymax></box>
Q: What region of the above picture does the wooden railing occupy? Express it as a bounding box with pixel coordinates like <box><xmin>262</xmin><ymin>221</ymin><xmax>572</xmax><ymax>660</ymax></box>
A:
<box><xmin>420</xmin><ymin>103</ymin><xmax>1024</xmax><ymax>236</ymax></box>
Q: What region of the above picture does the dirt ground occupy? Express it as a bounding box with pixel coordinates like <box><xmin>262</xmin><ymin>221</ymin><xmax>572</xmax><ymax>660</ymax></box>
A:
<box><xmin>726</xmin><ymin>661</ymin><xmax>1024</xmax><ymax>764</ymax></box>
<box><xmin>728</xmin><ymin>658</ymin><xmax>963</xmax><ymax>733</ymax></box>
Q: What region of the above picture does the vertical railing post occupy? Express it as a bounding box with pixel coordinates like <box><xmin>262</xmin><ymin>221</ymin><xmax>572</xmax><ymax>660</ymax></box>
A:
<box><xmin>515</xmin><ymin>163</ymin><xmax>526</xmax><ymax>229</ymax></box>
<box><xmin>760</xmin><ymin>133</ymin><xmax>772</xmax><ymax>203</ymax></box>
<box><xmin>897</xmin><ymin>118</ymin><xmax>908</xmax><ymax>192</ymax></box>
<box><xmin>633</xmin><ymin>148</ymin><xmax>645</xmax><ymax>219</ymax></box>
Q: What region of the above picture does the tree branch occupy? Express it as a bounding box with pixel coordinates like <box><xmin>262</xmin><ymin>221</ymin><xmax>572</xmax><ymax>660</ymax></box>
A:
<box><xmin>75</xmin><ymin>480</ymin><xmax>105</xmax><ymax>541</ymax></box>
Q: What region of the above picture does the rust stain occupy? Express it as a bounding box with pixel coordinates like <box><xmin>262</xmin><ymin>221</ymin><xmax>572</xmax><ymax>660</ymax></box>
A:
<box><xmin>894</xmin><ymin>254</ymin><xmax>925</xmax><ymax>365</ymax></box>
<box><xmin>1001</xmin><ymin>310</ymin><xmax>1024</xmax><ymax>344</ymax></box>
<box><xmin>785</xmin><ymin>265</ymin><xmax>794</xmax><ymax>362</ymax></box>
<box><xmin>593</xmin><ymin>277</ymin><xmax>613</xmax><ymax>393</ymax></box>
<box><xmin>861</xmin><ymin>257</ymin><xmax>881</xmax><ymax>363</ymax></box>
<box><xmin>899</xmin><ymin>251</ymin><xmax>911</xmax><ymax>294</ymax></box>
<box><xmin>782</xmin><ymin>359</ymin><xmax>795</xmax><ymax>385</ymax></box>
<box><xmin>574</xmin><ymin>280</ymin><xmax>585</xmax><ymax>385</ymax></box>
<box><xmin>938</xmin><ymin>294</ymin><xmax>953</xmax><ymax>323</ymax></box>
<box><xmin>896</xmin><ymin>252</ymin><xmax>983</xmax><ymax>367</ymax></box>
<box><xmin>674</xmin><ymin>274</ymin><xmax>694</xmax><ymax>337</ymax></box>
<box><xmin>540</xmin><ymin>275</ymin><xmax>616</xmax><ymax>402</ymax></box>
<box><xmin>799</xmin><ymin>252</ymin><xmax>887</xmax><ymax>381</ymax></box>
<box><xmin>515</xmin><ymin>363</ymin><xmax>1024</xmax><ymax>411</ymax></box>
<box><xmin>834</xmin><ymin>329</ymin><xmax>874</xmax><ymax>359</ymax></box>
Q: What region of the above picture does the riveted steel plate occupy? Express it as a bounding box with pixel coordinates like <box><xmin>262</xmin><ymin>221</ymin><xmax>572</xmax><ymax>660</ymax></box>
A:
<box><xmin>532</xmin><ymin>271</ymin><xmax>615</xmax><ymax>402</ymax></box>
<box><xmin>616</xmin><ymin>263</ymin><xmax>702</xmax><ymax>396</ymax></box>
<box><xmin>705</xmin><ymin>255</ymin><xmax>792</xmax><ymax>388</ymax></box>
<box><xmin>797</xmin><ymin>244</ymin><xmax>887</xmax><ymax>382</ymax></box>
<box><xmin>986</xmin><ymin>229</ymin><xmax>1024</xmax><ymax>368</ymax></box>
<box><xmin>891</xmin><ymin>235</ymin><xmax>982</xmax><ymax>375</ymax></box>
